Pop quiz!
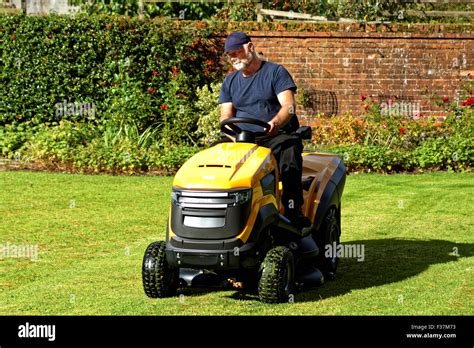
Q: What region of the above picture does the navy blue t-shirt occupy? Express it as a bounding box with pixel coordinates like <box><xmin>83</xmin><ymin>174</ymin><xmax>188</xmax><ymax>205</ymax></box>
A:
<box><xmin>218</xmin><ymin>61</ymin><xmax>299</xmax><ymax>132</ymax></box>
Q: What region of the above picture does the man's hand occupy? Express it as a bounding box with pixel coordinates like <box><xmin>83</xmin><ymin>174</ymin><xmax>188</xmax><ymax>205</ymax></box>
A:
<box><xmin>267</xmin><ymin>90</ymin><xmax>296</xmax><ymax>137</ymax></box>
<box><xmin>267</xmin><ymin>119</ymin><xmax>280</xmax><ymax>137</ymax></box>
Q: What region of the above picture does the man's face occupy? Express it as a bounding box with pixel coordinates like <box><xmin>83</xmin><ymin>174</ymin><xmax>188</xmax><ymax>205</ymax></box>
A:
<box><xmin>225</xmin><ymin>43</ymin><xmax>254</xmax><ymax>71</ymax></box>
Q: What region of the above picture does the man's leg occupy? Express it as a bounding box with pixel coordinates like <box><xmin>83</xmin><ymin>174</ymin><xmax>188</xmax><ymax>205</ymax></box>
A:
<box><xmin>260</xmin><ymin>134</ymin><xmax>310</xmax><ymax>228</ymax></box>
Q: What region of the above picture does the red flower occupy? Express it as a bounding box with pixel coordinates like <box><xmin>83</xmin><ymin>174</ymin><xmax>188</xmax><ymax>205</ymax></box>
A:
<box><xmin>399</xmin><ymin>128</ymin><xmax>405</xmax><ymax>134</ymax></box>
<box><xmin>360</xmin><ymin>95</ymin><xmax>367</xmax><ymax>101</ymax></box>
<box><xmin>461</xmin><ymin>96</ymin><xmax>474</xmax><ymax>106</ymax></box>
<box><xmin>160</xmin><ymin>105</ymin><xmax>169</xmax><ymax>110</ymax></box>
<box><xmin>172</xmin><ymin>66</ymin><xmax>179</xmax><ymax>77</ymax></box>
<box><xmin>191</xmin><ymin>38</ymin><xmax>200</xmax><ymax>49</ymax></box>
<box><xmin>442</xmin><ymin>96</ymin><xmax>449</xmax><ymax>102</ymax></box>
<box><xmin>151</xmin><ymin>70</ymin><xmax>159</xmax><ymax>76</ymax></box>
<box><xmin>147</xmin><ymin>87</ymin><xmax>156</xmax><ymax>93</ymax></box>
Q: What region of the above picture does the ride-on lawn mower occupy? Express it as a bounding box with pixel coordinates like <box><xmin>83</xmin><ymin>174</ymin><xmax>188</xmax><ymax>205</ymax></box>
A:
<box><xmin>142</xmin><ymin>118</ymin><xmax>346</xmax><ymax>303</ymax></box>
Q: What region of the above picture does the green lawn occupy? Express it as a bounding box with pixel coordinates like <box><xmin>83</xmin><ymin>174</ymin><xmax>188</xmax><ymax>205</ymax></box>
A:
<box><xmin>0</xmin><ymin>171</ymin><xmax>472</xmax><ymax>315</ymax></box>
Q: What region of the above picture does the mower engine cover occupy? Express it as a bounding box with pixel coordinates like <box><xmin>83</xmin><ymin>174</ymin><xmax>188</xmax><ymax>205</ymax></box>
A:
<box><xmin>169</xmin><ymin>142</ymin><xmax>279</xmax><ymax>243</ymax></box>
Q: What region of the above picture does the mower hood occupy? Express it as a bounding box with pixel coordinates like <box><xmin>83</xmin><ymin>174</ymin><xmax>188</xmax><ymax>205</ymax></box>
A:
<box><xmin>173</xmin><ymin>142</ymin><xmax>273</xmax><ymax>190</ymax></box>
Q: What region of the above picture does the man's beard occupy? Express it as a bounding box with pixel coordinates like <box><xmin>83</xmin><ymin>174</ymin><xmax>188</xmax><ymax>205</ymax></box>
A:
<box><xmin>232</xmin><ymin>61</ymin><xmax>247</xmax><ymax>71</ymax></box>
<box><xmin>232</xmin><ymin>52</ymin><xmax>253</xmax><ymax>71</ymax></box>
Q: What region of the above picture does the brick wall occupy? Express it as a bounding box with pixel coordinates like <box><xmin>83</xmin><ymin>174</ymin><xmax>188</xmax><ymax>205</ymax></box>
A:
<box><xmin>239</xmin><ymin>24</ymin><xmax>473</xmax><ymax>124</ymax></box>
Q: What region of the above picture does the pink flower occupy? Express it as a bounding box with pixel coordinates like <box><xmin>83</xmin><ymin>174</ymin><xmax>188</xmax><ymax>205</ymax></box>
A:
<box><xmin>388</xmin><ymin>99</ymin><xmax>394</xmax><ymax>106</ymax></box>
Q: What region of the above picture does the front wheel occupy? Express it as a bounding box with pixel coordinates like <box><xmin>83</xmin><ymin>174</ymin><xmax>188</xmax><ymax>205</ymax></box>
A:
<box><xmin>142</xmin><ymin>241</ymin><xmax>178</xmax><ymax>298</ymax></box>
<box><xmin>258</xmin><ymin>246</ymin><xmax>295</xmax><ymax>303</ymax></box>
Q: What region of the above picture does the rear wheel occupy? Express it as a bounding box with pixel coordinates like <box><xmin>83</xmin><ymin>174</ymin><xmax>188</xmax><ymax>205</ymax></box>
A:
<box><xmin>314</xmin><ymin>207</ymin><xmax>341</xmax><ymax>280</ymax></box>
<box><xmin>258</xmin><ymin>246</ymin><xmax>295</xmax><ymax>303</ymax></box>
<box><xmin>142</xmin><ymin>241</ymin><xmax>178</xmax><ymax>298</ymax></box>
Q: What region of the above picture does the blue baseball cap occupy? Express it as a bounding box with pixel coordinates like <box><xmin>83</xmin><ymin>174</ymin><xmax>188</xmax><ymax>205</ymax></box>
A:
<box><xmin>224</xmin><ymin>32</ymin><xmax>251</xmax><ymax>52</ymax></box>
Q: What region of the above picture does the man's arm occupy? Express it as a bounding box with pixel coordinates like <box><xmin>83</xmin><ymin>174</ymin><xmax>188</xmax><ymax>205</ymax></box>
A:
<box><xmin>268</xmin><ymin>89</ymin><xmax>296</xmax><ymax>136</ymax></box>
<box><xmin>220</xmin><ymin>102</ymin><xmax>235</xmax><ymax>122</ymax></box>
<box><xmin>220</xmin><ymin>102</ymin><xmax>236</xmax><ymax>141</ymax></box>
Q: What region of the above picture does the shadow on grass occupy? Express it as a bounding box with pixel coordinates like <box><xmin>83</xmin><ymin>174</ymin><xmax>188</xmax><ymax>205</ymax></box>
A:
<box><xmin>217</xmin><ymin>239</ymin><xmax>473</xmax><ymax>303</ymax></box>
<box><xmin>294</xmin><ymin>238</ymin><xmax>473</xmax><ymax>303</ymax></box>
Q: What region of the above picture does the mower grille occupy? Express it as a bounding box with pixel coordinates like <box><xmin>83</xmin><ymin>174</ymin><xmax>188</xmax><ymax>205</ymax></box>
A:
<box><xmin>170</xmin><ymin>188</ymin><xmax>252</xmax><ymax>239</ymax></box>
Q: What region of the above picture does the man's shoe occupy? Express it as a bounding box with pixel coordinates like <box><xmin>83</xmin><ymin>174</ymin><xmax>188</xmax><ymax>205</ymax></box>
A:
<box><xmin>285</xmin><ymin>209</ymin><xmax>311</xmax><ymax>230</ymax></box>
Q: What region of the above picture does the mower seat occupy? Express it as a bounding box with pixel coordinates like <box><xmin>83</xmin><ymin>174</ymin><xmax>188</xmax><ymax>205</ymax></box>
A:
<box><xmin>295</xmin><ymin>126</ymin><xmax>312</xmax><ymax>140</ymax></box>
<box><xmin>301</xmin><ymin>176</ymin><xmax>315</xmax><ymax>191</ymax></box>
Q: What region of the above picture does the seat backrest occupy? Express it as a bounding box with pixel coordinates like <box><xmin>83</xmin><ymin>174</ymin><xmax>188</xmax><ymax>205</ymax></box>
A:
<box><xmin>295</xmin><ymin>126</ymin><xmax>312</xmax><ymax>140</ymax></box>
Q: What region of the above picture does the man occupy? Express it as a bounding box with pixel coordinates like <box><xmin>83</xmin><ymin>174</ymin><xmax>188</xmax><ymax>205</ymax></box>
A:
<box><xmin>218</xmin><ymin>32</ymin><xmax>310</xmax><ymax>229</ymax></box>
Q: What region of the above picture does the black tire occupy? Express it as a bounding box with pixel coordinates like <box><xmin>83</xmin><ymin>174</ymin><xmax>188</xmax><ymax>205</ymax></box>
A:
<box><xmin>258</xmin><ymin>246</ymin><xmax>295</xmax><ymax>303</ymax></box>
<box><xmin>314</xmin><ymin>207</ymin><xmax>341</xmax><ymax>280</ymax></box>
<box><xmin>142</xmin><ymin>241</ymin><xmax>178</xmax><ymax>298</ymax></box>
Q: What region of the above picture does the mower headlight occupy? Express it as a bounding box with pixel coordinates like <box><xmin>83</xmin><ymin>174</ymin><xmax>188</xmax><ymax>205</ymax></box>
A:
<box><xmin>171</xmin><ymin>191</ymin><xmax>179</xmax><ymax>204</ymax></box>
<box><xmin>229</xmin><ymin>189</ymin><xmax>252</xmax><ymax>206</ymax></box>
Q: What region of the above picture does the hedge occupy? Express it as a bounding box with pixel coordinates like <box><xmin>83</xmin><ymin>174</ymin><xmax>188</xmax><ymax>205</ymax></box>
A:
<box><xmin>0</xmin><ymin>13</ymin><xmax>225</xmax><ymax>130</ymax></box>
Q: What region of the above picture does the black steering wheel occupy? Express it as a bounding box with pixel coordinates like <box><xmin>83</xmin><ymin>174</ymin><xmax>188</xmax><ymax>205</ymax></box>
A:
<box><xmin>220</xmin><ymin>117</ymin><xmax>271</xmax><ymax>142</ymax></box>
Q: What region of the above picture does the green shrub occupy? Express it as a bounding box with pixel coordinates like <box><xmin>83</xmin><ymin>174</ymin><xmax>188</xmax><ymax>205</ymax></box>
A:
<box><xmin>326</xmin><ymin>144</ymin><xmax>409</xmax><ymax>173</ymax></box>
<box><xmin>411</xmin><ymin>134</ymin><xmax>473</xmax><ymax>172</ymax></box>
<box><xmin>195</xmin><ymin>82</ymin><xmax>222</xmax><ymax>145</ymax></box>
<box><xmin>324</xmin><ymin>128</ymin><xmax>472</xmax><ymax>173</ymax></box>
<box><xmin>18</xmin><ymin>120</ymin><xmax>199</xmax><ymax>174</ymax></box>
<box><xmin>0</xmin><ymin>13</ymin><xmax>226</xmax><ymax>172</ymax></box>
<box><xmin>0</xmin><ymin>14</ymin><xmax>224</xmax><ymax>130</ymax></box>
<box><xmin>312</xmin><ymin>94</ymin><xmax>473</xmax><ymax>172</ymax></box>
<box><xmin>21</xmin><ymin>121</ymin><xmax>97</xmax><ymax>162</ymax></box>
<box><xmin>0</xmin><ymin>123</ymin><xmax>36</xmax><ymax>158</ymax></box>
